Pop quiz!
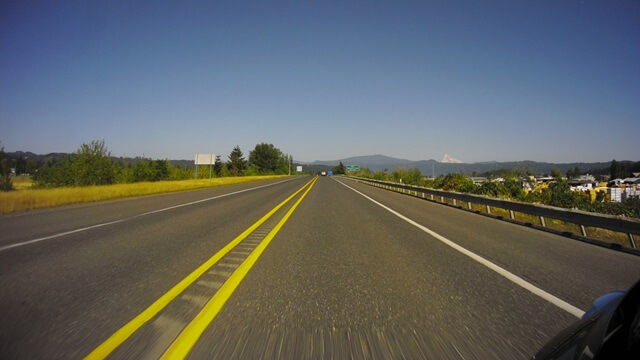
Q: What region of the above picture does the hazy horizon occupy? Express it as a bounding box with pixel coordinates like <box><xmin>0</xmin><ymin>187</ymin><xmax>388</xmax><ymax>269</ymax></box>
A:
<box><xmin>2</xmin><ymin>1</ymin><xmax>638</xmax><ymax>164</ymax></box>
<box><xmin>5</xmin><ymin>148</ymin><xmax>636</xmax><ymax>166</ymax></box>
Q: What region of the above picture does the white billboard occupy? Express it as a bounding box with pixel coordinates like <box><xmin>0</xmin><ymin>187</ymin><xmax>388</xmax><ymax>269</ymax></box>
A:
<box><xmin>195</xmin><ymin>154</ymin><xmax>215</xmax><ymax>165</ymax></box>
<box><xmin>296</xmin><ymin>166</ymin><xmax>303</xmax><ymax>172</ymax></box>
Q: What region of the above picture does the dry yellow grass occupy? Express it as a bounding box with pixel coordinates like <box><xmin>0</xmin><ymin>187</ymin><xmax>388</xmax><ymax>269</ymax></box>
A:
<box><xmin>11</xmin><ymin>175</ymin><xmax>33</xmax><ymax>191</ymax></box>
<box><xmin>0</xmin><ymin>175</ymin><xmax>288</xmax><ymax>214</ymax></box>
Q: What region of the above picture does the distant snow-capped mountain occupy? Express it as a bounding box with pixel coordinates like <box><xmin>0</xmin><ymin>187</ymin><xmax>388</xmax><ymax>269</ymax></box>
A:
<box><xmin>308</xmin><ymin>154</ymin><xmax>611</xmax><ymax>177</ymax></box>
<box><xmin>441</xmin><ymin>154</ymin><xmax>463</xmax><ymax>163</ymax></box>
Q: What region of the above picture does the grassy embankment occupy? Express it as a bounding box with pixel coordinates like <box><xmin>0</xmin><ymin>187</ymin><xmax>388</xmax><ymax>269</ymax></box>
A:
<box><xmin>0</xmin><ymin>175</ymin><xmax>288</xmax><ymax>214</ymax></box>
<box><xmin>386</xmin><ymin>185</ymin><xmax>633</xmax><ymax>247</ymax></box>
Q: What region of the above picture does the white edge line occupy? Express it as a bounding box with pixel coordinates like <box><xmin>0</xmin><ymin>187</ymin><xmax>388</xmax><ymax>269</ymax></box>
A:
<box><xmin>0</xmin><ymin>220</ymin><xmax>125</xmax><ymax>252</ymax></box>
<box><xmin>335</xmin><ymin>178</ymin><xmax>586</xmax><ymax>318</ymax></box>
<box><xmin>0</xmin><ymin>178</ymin><xmax>296</xmax><ymax>252</ymax></box>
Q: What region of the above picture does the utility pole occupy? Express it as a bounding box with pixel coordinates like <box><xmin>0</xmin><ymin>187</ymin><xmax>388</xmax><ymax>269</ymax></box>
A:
<box><xmin>288</xmin><ymin>155</ymin><xmax>291</xmax><ymax>176</ymax></box>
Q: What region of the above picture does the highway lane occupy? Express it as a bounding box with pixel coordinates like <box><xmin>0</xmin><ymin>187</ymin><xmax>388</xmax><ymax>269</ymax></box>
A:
<box><xmin>1</xmin><ymin>175</ymin><xmax>639</xmax><ymax>359</ymax></box>
<box><xmin>0</xmin><ymin>177</ymin><xmax>296</xmax><ymax>250</ymax></box>
<box><xmin>0</xmin><ymin>176</ymin><xmax>309</xmax><ymax>359</ymax></box>
<box><xmin>187</xmin><ymin>176</ymin><xmax>640</xmax><ymax>359</ymax></box>
<box><xmin>335</xmin><ymin>177</ymin><xmax>640</xmax><ymax>311</ymax></box>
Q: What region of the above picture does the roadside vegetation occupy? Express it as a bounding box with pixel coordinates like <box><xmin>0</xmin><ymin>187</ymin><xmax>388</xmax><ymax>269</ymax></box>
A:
<box><xmin>0</xmin><ymin>176</ymin><xmax>285</xmax><ymax>214</ymax></box>
<box><xmin>0</xmin><ymin>140</ymin><xmax>296</xmax><ymax>213</ymax></box>
<box><xmin>351</xmin><ymin>166</ymin><xmax>640</xmax><ymax>219</ymax></box>
<box><xmin>0</xmin><ymin>142</ymin><xmax>13</xmax><ymax>191</ymax></box>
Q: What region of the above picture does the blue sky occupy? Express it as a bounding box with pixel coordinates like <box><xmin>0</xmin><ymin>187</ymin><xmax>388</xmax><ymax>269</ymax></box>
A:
<box><xmin>1</xmin><ymin>1</ymin><xmax>638</xmax><ymax>163</ymax></box>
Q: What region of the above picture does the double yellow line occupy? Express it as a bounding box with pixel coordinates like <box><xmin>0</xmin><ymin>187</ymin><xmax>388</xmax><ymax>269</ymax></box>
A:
<box><xmin>86</xmin><ymin>177</ymin><xmax>318</xmax><ymax>360</ymax></box>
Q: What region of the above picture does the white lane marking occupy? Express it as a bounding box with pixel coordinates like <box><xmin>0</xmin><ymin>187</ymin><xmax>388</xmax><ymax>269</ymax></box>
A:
<box><xmin>335</xmin><ymin>178</ymin><xmax>586</xmax><ymax>318</ymax></box>
<box><xmin>0</xmin><ymin>178</ymin><xmax>296</xmax><ymax>252</ymax></box>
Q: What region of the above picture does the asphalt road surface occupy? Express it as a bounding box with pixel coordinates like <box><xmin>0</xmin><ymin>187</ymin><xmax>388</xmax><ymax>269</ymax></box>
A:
<box><xmin>1</xmin><ymin>176</ymin><xmax>639</xmax><ymax>359</ymax></box>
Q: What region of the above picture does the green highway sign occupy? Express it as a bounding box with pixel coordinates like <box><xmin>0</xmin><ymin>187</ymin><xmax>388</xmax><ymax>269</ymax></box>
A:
<box><xmin>346</xmin><ymin>165</ymin><xmax>360</xmax><ymax>172</ymax></box>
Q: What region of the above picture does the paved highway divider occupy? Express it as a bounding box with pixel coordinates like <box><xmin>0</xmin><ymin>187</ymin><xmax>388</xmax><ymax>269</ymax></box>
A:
<box><xmin>345</xmin><ymin>176</ymin><xmax>640</xmax><ymax>255</ymax></box>
<box><xmin>85</xmin><ymin>177</ymin><xmax>318</xmax><ymax>360</ymax></box>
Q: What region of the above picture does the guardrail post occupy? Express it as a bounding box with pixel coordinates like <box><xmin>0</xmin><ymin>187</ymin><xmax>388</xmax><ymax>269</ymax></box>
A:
<box><xmin>440</xmin><ymin>196</ymin><xmax>445</xmax><ymax>203</ymax></box>
<box><xmin>453</xmin><ymin>199</ymin><xmax>457</xmax><ymax>206</ymax></box>
<box><xmin>422</xmin><ymin>192</ymin><xmax>425</xmax><ymax>199</ymax></box>
<box><xmin>486</xmin><ymin>205</ymin><xmax>491</xmax><ymax>214</ymax></box>
<box><xmin>580</xmin><ymin>225</ymin><xmax>588</xmax><ymax>237</ymax></box>
<box><xmin>628</xmin><ymin>234</ymin><xmax>637</xmax><ymax>249</ymax></box>
<box><xmin>430</xmin><ymin>194</ymin><xmax>434</xmax><ymax>200</ymax></box>
<box><xmin>468</xmin><ymin>202</ymin><xmax>472</xmax><ymax>210</ymax></box>
<box><xmin>539</xmin><ymin>216</ymin><xmax>546</xmax><ymax>227</ymax></box>
<box><xmin>509</xmin><ymin>210</ymin><xmax>515</xmax><ymax>220</ymax></box>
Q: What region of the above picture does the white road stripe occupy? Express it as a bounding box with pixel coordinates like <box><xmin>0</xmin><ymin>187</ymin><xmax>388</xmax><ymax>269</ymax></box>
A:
<box><xmin>0</xmin><ymin>178</ymin><xmax>296</xmax><ymax>252</ymax></box>
<box><xmin>335</xmin><ymin>178</ymin><xmax>586</xmax><ymax>318</ymax></box>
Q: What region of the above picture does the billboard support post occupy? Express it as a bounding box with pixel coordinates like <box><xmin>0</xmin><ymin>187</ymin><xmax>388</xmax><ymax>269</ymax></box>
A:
<box><xmin>195</xmin><ymin>154</ymin><xmax>216</xmax><ymax>179</ymax></box>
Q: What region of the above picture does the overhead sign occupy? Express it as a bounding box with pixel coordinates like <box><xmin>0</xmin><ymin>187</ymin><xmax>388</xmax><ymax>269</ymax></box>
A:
<box><xmin>296</xmin><ymin>166</ymin><xmax>303</xmax><ymax>172</ymax></box>
<box><xmin>346</xmin><ymin>165</ymin><xmax>360</xmax><ymax>172</ymax></box>
<box><xmin>195</xmin><ymin>154</ymin><xmax>215</xmax><ymax>165</ymax></box>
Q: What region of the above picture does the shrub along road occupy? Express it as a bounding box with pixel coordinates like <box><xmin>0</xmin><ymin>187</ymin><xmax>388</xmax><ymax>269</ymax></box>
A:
<box><xmin>0</xmin><ymin>176</ymin><xmax>638</xmax><ymax>359</ymax></box>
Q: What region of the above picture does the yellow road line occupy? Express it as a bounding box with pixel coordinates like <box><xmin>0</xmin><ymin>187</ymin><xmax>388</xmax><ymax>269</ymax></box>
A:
<box><xmin>84</xmin><ymin>177</ymin><xmax>316</xmax><ymax>360</ymax></box>
<box><xmin>160</xmin><ymin>176</ymin><xmax>318</xmax><ymax>359</ymax></box>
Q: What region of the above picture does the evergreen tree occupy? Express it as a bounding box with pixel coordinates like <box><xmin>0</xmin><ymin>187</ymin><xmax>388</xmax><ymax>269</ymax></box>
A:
<box><xmin>610</xmin><ymin>160</ymin><xmax>618</xmax><ymax>178</ymax></box>
<box><xmin>213</xmin><ymin>155</ymin><xmax>223</xmax><ymax>176</ymax></box>
<box><xmin>227</xmin><ymin>146</ymin><xmax>247</xmax><ymax>176</ymax></box>
<box><xmin>15</xmin><ymin>156</ymin><xmax>27</xmax><ymax>175</ymax></box>
<box><xmin>333</xmin><ymin>161</ymin><xmax>346</xmax><ymax>175</ymax></box>
<box><xmin>0</xmin><ymin>142</ymin><xmax>14</xmax><ymax>191</ymax></box>
<box><xmin>566</xmin><ymin>167</ymin><xmax>581</xmax><ymax>179</ymax></box>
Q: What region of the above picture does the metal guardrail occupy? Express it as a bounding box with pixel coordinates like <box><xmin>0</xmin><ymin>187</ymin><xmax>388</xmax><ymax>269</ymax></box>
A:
<box><xmin>346</xmin><ymin>176</ymin><xmax>639</xmax><ymax>249</ymax></box>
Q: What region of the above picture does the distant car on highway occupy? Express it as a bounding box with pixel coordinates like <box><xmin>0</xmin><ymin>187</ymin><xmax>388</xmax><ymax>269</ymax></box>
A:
<box><xmin>320</xmin><ymin>171</ymin><xmax>327</xmax><ymax>176</ymax></box>
<box><xmin>531</xmin><ymin>279</ymin><xmax>640</xmax><ymax>359</ymax></box>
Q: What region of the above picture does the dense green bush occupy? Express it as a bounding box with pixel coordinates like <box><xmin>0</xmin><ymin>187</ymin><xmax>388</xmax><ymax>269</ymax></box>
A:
<box><xmin>35</xmin><ymin>142</ymin><xmax>188</xmax><ymax>187</ymax></box>
<box><xmin>35</xmin><ymin>140</ymin><xmax>117</xmax><ymax>187</ymax></box>
<box><xmin>132</xmin><ymin>160</ymin><xmax>170</xmax><ymax>182</ymax></box>
<box><xmin>432</xmin><ymin>173</ymin><xmax>476</xmax><ymax>193</ymax></box>
<box><xmin>391</xmin><ymin>168</ymin><xmax>423</xmax><ymax>185</ymax></box>
<box><xmin>34</xmin><ymin>158</ymin><xmax>75</xmax><ymax>187</ymax></box>
<box><xmin>248</xmin><ymin>143</ymin><xmax>291</xmax><ymax>175</ymax></box>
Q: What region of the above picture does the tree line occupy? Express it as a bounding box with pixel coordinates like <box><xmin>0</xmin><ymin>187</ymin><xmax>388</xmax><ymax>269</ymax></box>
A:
<box><xmin>352</xmin><ymin>167</ymin><xmax>640</xmax><ymax>218</ymax></box>
<box><xmin>0</xmin><ymin>140</ymin><xmax>293</xmax><ymax>190</ymax></box>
